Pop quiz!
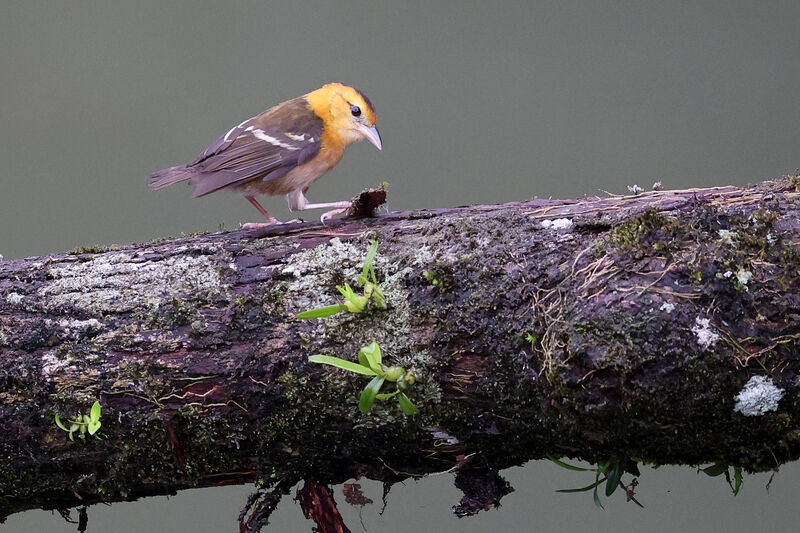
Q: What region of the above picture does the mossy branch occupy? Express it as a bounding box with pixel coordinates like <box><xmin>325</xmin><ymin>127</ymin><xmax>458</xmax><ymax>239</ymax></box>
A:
<box><xmin>1</xmin><ymin>177</ymin><xmax>800</xmax><ymax>522</ymax></box>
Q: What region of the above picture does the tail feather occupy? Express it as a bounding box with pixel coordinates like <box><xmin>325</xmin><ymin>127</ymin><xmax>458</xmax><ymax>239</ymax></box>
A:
<box><xmin>149</xmin><ymin>165</ymin><xmax>197</xmax><ymax>190</ymax></box>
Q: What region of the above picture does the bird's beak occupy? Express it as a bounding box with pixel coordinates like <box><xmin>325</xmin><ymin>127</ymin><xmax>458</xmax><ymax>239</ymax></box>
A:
<box><xmin>357</xmin><ymin>124</ymin><xmax>383</xmax><ymax>150</ymax></box>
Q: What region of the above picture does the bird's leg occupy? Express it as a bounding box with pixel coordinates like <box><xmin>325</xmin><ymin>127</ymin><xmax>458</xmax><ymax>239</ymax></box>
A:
<box><xmin>241</xmin><ymin>195</ymin><xmax>282</xmax><ymax>229</ymax></box>
<box><xmin>286</xmin><ymin>190</ymin><xmax>352</xmax><ymax>224</ymax></box>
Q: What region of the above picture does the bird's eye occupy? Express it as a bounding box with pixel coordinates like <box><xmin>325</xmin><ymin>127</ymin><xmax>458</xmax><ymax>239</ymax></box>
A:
<box><xmin>350</xmin><ymin>105</ymin><xmax>361</xmax><ymax>117</ymax></box>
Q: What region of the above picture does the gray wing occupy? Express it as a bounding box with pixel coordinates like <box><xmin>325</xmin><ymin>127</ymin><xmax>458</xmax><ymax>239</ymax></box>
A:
<box><xmin>189</xmin><ymin>97</ymin><xmax>323</xmax><ymax>197</ymax></box>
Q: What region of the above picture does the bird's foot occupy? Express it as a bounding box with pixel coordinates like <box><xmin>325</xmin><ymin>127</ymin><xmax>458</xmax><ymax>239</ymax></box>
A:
<box><xmin>320</xmin><ymin>206</ymin><xmax>351</xmax><ymax>224</ymax></box>
<box><xmin>240</xmin><ymin>217</ymin><xmax>301</xmax><ymax>229</ymax></box>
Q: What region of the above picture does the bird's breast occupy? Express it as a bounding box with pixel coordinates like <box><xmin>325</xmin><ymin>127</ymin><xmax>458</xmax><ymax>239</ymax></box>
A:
<box><xmin>242</xmin><ymin>145</ymin><xmax>343</xmax><ymax>197</ymax></box>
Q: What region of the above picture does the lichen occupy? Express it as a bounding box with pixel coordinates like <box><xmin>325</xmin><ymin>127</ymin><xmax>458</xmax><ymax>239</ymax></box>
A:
<box><xmin>38</xmin><ymin>249</ymin><xmax>230</xmax><ymax>314</ymax></box>
<box><xmin>541</xmin><ymin>218</ymin><xmax>573</xmax><ymax>230</ymax></box>
<box><xmin>691</xmin><ymin>317</ymin><xmax>719</xmax><ymax>350</ymax></box>
<box><xmin>734</xmin><ymin>376</ymin><xmax>784</xmax><ymax>416</ymax></box>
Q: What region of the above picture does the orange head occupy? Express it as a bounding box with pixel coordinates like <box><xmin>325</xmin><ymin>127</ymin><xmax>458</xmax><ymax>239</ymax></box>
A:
<box><xmin>305</xmin><ymin>83</ymin><xmax>382</xmax><ymax>150</ymax></box>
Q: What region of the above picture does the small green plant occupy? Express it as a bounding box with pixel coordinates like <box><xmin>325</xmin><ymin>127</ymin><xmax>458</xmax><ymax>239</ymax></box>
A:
<box><xmin>700</xmin><ymin>463</ymin><xmax>743</xmax><ymax>495</ymax></box>
<box><xmin>422</xmin><ymin>270</ymin><xmax>443</xmax><ymax>288</ymax></box>
<box><xmin>309</xmin><ymin>342</ymin><xmax>418</xmax><ymax>415</ymax></box>
<box><xmin>297</xmin><ymin>240</ymin><xmax>386</xmax><ymax>319</ymax></box>
<box><xmin>524</xmin><ymin>332</ymin><xmax>540</xmax><ymax>349</ymax></box>
<box><xmin>549</xmin><ymin>457</ymin><xmax>643</xmax><ymax>509</ymax></box>
<box><xmin>55</xmin><ymin>401</ymin><xmax>102</xmax><ymax>441</ymax></box>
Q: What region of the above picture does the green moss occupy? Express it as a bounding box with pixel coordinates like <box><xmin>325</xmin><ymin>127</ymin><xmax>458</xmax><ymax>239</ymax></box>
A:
<box><xmin>608</xmin><ymin>208</ymin><xmax>684</xmax><ymax>258</ymax></box>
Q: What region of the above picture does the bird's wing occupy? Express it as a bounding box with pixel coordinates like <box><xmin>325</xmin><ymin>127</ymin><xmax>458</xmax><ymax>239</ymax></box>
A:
<box><xmin>189</xmin><ymin>97</ymin><xmax>323</xmax><ymax>197</ymax></box>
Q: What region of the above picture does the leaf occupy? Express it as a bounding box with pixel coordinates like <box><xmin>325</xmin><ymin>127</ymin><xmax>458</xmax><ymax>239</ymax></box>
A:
<box><xmin>88</xmin><ymin>420</ymin><xmax>101</xmax><ymax>435</ymax></box>
<box><xmin>605</xmin><ymin>465</ymin><xmax>623</xmax><ymax>497</ymax></box>
<box><xmin>548</xmin><ymin>456</ymin><xmax>591</xmax><ymax>472</ymax></box>
<box><xmin>69</xmin><ymin>424</ymin><xmax>79</xmax><ymax>442</ymax></box>
<box><xmin>701</xmin><ymin>463</ymin><xmax>728</xmax><ymax>477</ymax></box>
<box><xmin>359</xmin><ymin>342</ymin><xmax>382</xmax><ymax>373</ymax></box>
<box><xmin>593</xmin><ymin>485</ymin><xmax>604</xmax><ymax>509</ymax></box>
<box><xmin>297</xmin><ymin>304</ymin><xmax>347</xmax><ymax>319</ymax></box>
<box><xmin>339</xmin><ymin>284</ymin><xmax>367</xmax><ymax>313</ymax></box>
<box><xmin>370</xmin><ymin>284</ymin><xmax>386</xmax><ymax>308</ymax></box>
<box><xmin>90</xmin><ymin>401</ymin><xmax>101</xmax><ymax>424</ymax></box>
<box><xmin>359</xmin><ymin>376</ymin><xmax>385</xmax><ymax>413</ymax></box>
<box><xmin>397</xmin><ymin>392</ymin><xmax>418</xmax><ymax>415</ymax></box>
<box><xmin>375</xmin><ymin>391</ymin><xmax>400</xmax><ymax>399</ymax></box>
<box><xmin>54</xmin><ymin>413</ymin><xmax>69</xmax><ymax>432</ymax></box>
<box><xmin>555</xmin><ymin>478</ymin><xmax>606</xmax><ymax>493</ymax></box>
<box><xmin>732</xmin><ymin>467</ymin><xmax>743</xmax><ymax>495</ymax></box>
<box><xmin>308</xmin><ymin>355</ymin><xmax>376</xmax><ymax>376</ymax></box>
<box><xmin>593</xmin><ymin>470</ymin><xmax>605</xmax><ymax>509</ymax></box>
<box><xmin>361</xmin><ymin>240</ymin><xmax>379</xmax><ymax>281</ymax></box>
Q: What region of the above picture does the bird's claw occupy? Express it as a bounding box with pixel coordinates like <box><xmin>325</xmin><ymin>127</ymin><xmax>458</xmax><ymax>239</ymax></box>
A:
<box><xmin>320</xmin><ymin>207</ymin><xmax>350</xmax><ymax>225</ymax></box>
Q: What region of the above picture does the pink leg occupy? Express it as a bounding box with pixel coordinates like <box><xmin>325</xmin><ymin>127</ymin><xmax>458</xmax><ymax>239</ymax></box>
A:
<box><xmin>242</xmin><ymin>195</ymin><xmax>281</xmax><ymax>228</ymax></box>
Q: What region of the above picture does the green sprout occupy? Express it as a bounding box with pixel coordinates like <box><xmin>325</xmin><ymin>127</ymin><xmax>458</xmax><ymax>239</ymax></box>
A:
<box><xmin>297</xmin><ymin>240</ymin><xmax>386</xmax><ymax>319</ymax></box>
<box><xmin>549</xmin><ymin>457</ymin><xmax>643</xmax><ymax>509</ymax></box>
<box><xmin>309</xmin><ymin>342</ymin><xmax>418</xmax><ymax>415</ymax></box>
<box><xmin>524</xmin><ymin>332</ymin><xmax>540</xmax><ymax>349</ymax></box>
<box><xmin>55</xmin><ymin>401</ymin><xmax>102</xmax><ymax>441</ymax></box>
<box><xmin>700</xmin><ymin>463</ymin><xmax>743</xmax><ymax>495</ymax></box>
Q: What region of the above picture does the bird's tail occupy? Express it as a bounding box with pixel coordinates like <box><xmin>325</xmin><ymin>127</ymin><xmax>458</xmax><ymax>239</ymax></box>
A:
<box><xmin>149</xmin><ymin>164</ymin><xmax>197</xmax><ymax>190</ymax></box>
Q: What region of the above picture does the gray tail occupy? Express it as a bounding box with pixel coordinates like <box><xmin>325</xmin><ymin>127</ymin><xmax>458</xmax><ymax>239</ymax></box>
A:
<box><xmin>149</xmin><ymin>164</ymin><xmax>197</xmax><ymax>190</ymax></box>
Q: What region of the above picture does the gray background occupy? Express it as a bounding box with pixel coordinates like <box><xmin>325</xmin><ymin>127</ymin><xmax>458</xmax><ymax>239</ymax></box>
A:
<box><xmin>1</xmin><ymin>1</ymin><xmax>798</xmax><ymax>531</ymax></box>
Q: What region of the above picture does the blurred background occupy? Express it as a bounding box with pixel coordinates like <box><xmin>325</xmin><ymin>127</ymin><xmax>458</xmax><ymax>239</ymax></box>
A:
<box><xmin>1</xmin><ymin>1</ymin><xmax>798</xmax><ymax>531</ymax></box>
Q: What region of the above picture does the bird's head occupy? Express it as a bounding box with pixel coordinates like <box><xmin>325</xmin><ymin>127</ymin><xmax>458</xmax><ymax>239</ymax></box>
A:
<box><xmin>306</xmin><ymin>83</ymin><xmax>382</xmax><ymax>150</ymax></box>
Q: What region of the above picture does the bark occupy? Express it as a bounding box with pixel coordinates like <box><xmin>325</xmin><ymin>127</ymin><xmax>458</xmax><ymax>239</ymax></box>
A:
<box><xmin>2</xmin><ymin>178</ymin><xmax>800</xmax><ymax>523</ymax></box>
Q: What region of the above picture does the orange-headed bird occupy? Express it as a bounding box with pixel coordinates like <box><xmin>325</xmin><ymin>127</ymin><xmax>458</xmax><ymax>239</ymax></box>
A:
<box><xmin>150</xmin><ymin>83</ymin><xmax>381</xmax><ymax>226</ymax></box>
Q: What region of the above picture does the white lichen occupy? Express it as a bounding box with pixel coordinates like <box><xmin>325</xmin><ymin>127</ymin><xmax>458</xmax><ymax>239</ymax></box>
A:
<box><xmin>736</xmin><ymin>269</ymin><xmax>752</xmax><ymax>286</ymax></box>
<box><xmin>717</xmin><ymin>229</ymin><xmax>737</xmax><ymax>244</ymax></box>
<box><xmin>734</xmin><ymin>375</ymin><xmax>783</xmax><ymax>416</ymax></box>
<box><xmin>692</xmin><ymin>317</ymin><xmax>719</xmax><ymax>350</ymax></box>
<box><xmin>541</xmin><ymin>218</ymin><xmax>573</xmax><ymax>230</ymax></box>
<box><xmin>6</xmin><ymin>292</ymin><xmax>23</xmax><ymax>305</ymax></box>
<box><xmin>41</xmin><ymin>349</ymin><xmax>70</xmax><ymax>378</ymax></box>
<box><xmin>659</xmin><ymin>302</ymin><xmax>675</xmax><ymax>313</ymax></box>
<box><xmin>38</xmin><ymin>249</ymin><xmax>228</xmax><ymax>314</ymax></box>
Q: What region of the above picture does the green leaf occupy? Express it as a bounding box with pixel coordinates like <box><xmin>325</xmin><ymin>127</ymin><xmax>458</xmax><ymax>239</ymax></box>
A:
<box><xmin>308</xmin><ymin>355</ymin><xmax>376</xmax><ymax>375</ymax></box>
<box><xmin>69</xmin><ymin>424</ymin><xmax>79</xmax><ymax>442</ymax></box>
<box><xmin>596</xmin><ymin>460</ymin><xmax>612</xmax><ymax>474</ymax></box>
<box><xmin>375</xmin><ymin>391</ymin><xmax>400</xmax><ymax>399</ymax></box>
<box><xmin>548</xmin><ymin>456</ymin><xmax>591</xmax><ymax>472</ymax></box>
<box><xmin>297</xmin><ymin>304</ymin><xmax>347</xmax><ymax>319</ymax></box>
<box><xmin>556</xmin><ymin>478</ymin><xmax>606</xmax><ymax>493</ymax></box>
<box><xmin>88</xmin><ymin>420</ymin><xmax>101</xmax><ymax>435</ymax></box>
<box><xmin>370</xmin><ymin>284</ymin><xmax>386</xmax><ymax>308</ymax></box>
<box><xmin>593</xmin><ymin>485</ymin><xmax>604</xmax><ymax>509</ymax></box>
<box><xmin>732</xmin><ymin>467</ymin><xmax>743</xmax><ymax>495</ymax></box>
<box><xmin>54</xmin><ymin>413</ymin><xmax>69</xmax><ymax>432</ymax></box>
<box><xmin>605</xmin><ymin>465</ymin><xmax>623</xmax><ymax>497</ymax></box>
<box><xmin>339</xmin><ymin>284</ymin><xmax>367</xmax><ymax>313</ymax></box>
<box><xmin>593</xmin><ymin>470</ymin><xmax>605</xmax><ymax>509</ymax></box>
<box><xmin>359</xmin><ymin>376</ymin><xmax>385</xmax><ymax>412</ymax></box>
<box><xmin>397</xmin><ymin>392</ymin><xmax>418</xmax><ymax>415</ymax></box>
<box><xmin>701</xmin><ymin>463</ymin><xmax>728</xmax><ymax>477</ymax></box>
<box><xmin>359</xmin><ymin>342</ymin><xmax>382</xmax><ymax>373</ymax></box>
<box><xmin>90</xmin><ymin>401</ymin><xmax>101</xmax><ymax>424</ymax></box>
<box><xmin>361</xmin><ymin>240</ymin><xmax>379</xmax><ymax>281</ymax></box>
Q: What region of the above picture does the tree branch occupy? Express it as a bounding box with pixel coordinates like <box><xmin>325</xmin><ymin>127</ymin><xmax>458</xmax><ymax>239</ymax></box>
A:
<box><xmin>2</xmin><ymin>177</ymin><xmax>800</xmax><ymax>522</ymax></box>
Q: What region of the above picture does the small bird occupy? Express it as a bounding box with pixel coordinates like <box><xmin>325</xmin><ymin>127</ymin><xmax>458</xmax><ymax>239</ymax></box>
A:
<box><xmin>149</xmin><ymin>83</ymin><xmax>382</xmax><ymax>226</ymax></box>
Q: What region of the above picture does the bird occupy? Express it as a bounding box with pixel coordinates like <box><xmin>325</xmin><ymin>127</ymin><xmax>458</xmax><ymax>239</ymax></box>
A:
<box><xmin>149</xmin><ymin>83</ymin><xmax>382</xmax><ymax>227</ymax></box>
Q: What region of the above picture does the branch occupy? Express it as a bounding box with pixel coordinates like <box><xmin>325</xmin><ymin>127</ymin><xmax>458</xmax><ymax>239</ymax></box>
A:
<box><xmin>2</xmin><ymin>177</ymin><xmax>800</xmax><ymax>523</ymax></box>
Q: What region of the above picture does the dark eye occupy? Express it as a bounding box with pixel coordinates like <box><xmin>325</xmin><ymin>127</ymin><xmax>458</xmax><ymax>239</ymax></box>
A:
<box><xmin>350</xmin><ymin>105</ymin><xmax>361</xmax><ymax>117</ymax></box>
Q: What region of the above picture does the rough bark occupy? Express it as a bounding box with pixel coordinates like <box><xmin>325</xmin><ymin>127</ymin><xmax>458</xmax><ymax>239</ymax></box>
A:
<box><xmin>2</xmin><ymin>178</ymin><xmax>800</xmax><ymax>523</ymax></box>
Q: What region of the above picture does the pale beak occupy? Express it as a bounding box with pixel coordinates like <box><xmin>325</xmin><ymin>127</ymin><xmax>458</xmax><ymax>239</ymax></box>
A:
<box><xmin>357</xmin><ymin>124</ymin><xmax>383</xmax><ymax>150</ymax></box>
